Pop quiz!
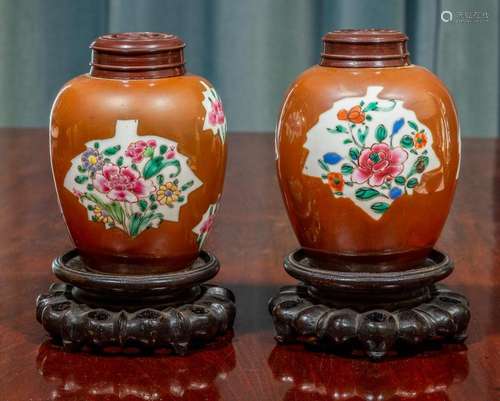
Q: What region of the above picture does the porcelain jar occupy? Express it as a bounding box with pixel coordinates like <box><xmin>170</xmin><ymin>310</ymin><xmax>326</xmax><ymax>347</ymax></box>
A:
<box><xmin>276</xmin><ymin>29</ymin><xmax>460</xmax><ymax>271</ymax></box>
<box><xmin>50</xmin><ymin>33</ymin><xmax>227</xmax><ymax>274</ymax></box>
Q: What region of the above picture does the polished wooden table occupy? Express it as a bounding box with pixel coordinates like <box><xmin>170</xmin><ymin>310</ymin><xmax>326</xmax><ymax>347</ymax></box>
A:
<box><xmin>0</xmin><ymin>130</ymin><xmax>498</xmax><ymax>401</ymax></box>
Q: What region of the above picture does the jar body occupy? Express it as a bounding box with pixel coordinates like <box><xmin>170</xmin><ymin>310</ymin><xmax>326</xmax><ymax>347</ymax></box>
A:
<box><xmin>50</xmin><ymin>74</ymin><xmax>227</xmax><ymax>273</ymax></box>
<box><xmin>276</xmin><ymin>65</ymin><xmax>459</xmax><ymax>271</ymax></box>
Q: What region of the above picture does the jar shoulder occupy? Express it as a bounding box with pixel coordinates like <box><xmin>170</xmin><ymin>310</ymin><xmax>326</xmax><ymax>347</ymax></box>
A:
<box><xmin>285</xmin><ymin>64</ymin><xmax>456</xmax><ymax>107</ymax></box>
<box><xmin>52</xmin><ymin>74</ymin><xmax>219</xmax><ymax>109</ymax></box>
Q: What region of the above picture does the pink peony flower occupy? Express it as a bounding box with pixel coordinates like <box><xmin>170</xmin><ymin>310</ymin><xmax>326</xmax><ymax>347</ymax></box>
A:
<box><xmin>208</xmin><ymin>100</ymin><xmax>225</xmax><ymax>126</ymax></box>
<box><xmin>93</xmin><ymin>164</ymin><xmax>154</xmax><ymax>202</ymax></box>
<box><xmin>125</xmin><ymin>140</ymin><xmax>157</xmax><ymax>163</ymax></box>
<box><xmin>352</xmin><ymin>143</ymin><xmax>408</xmax><ymax>187</ymax></box>
<box><xmin>200</xmin><ymin>215</ymin><xmax>215</xmax><ymax>234</ymax></box>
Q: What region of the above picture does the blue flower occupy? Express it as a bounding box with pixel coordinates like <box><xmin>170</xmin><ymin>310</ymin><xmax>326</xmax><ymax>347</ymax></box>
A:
<box><xmin>392</xmin><ymin>118</ymin><xmax>405</xmax><ymax>136</ymax></box>
<box><xmin>389</xmin><ymin>187</ymin><xmax>403</xmax><ymax>199</ymax></box>
<box><xmin>323</xmin><ymin>152</ymin><xmax>342</xmax><ymax>165</ymax></box>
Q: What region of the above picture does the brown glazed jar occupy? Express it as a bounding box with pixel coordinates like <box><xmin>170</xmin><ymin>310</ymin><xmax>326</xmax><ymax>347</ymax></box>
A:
<box><xmin>276</xmin><ymin>29</ymin><xmax>460</xmax><ymax>272</ymax></box>
<box><xmin>50</xmin><ymin>33</ymin><xmax>227</xmax><ymax>274</ymax></box>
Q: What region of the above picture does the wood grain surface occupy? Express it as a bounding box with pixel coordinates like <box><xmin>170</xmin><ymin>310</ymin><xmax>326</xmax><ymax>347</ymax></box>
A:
<box><xmin>0</xmin><ymin>129</ymin><xmax>498</xmax><ymax>401</ymax></box>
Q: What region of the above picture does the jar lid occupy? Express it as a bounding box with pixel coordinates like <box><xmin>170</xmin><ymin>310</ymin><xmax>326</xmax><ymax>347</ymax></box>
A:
<box><xmin>320</xmin><ymin>29</ymin><xmax>410</xmax><ymax>68</ymax></box>
<box><xmin>90</xmin><ymin>32</ymin><xmax>186</xmax><ymax>79</ymax></box>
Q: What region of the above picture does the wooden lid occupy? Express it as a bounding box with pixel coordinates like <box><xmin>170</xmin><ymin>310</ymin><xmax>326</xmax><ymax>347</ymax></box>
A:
<box><xmin>90</xmin><ymin>32</ymin><xmax>186</xmax><ymax>79</ymax></box>
<box><xmin>320</xmin><ymin>29</ymin><xmax>410</xmax><ymax>68</ymax></box>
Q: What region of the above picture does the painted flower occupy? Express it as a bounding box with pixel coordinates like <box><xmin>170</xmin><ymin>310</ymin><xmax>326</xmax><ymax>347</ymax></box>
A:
<box><xmin>327</xmin><ymin>172</ymin><xmax>344</xmax><ymax>192</ymax></box>
<box><xmin>208</xmin><ymin>100</ymin><xmax>225</xmax><ymax>126</ymax></box>
<box><xmin>156</xmin><ymin>182</ymin><xmax>181</xmax><ymax>206</ymax></box>
<box><xmin>93</xmin><ymin>206</ymin><xmax>113</xmax><ymax>224</ymax></box>
<box><xmin>414</xmin><ymin>132</ymin><xmax>427</xmax><ymax>149</ymax></box>
<box><xmin>352</xmin><ymin>143</ymin><xmax>408</xmax><ymax>187</ymax></box>
<box><xmin>200</xmin><ymin>215</ymin><xmax>215</xmax><ymax>234</ymax></box>
<box><xmin>337</xmin><ymin>105</ymin><xmax>365</xmax><ymax>124</ymax></box>
<box><xmin>166</xmin><ymin>146</ymin><xmax>176</xmax><ymax>159</ymax></box>
<box><xmin>389</xmin><ymin>187</ymin><xmax>403</xmax><ymax>199</ymax></box>
<box><xmin>125</xmin><ymin>139</ymin><xmax>157</xmax><ymax>163</ymax></box>
<box><xmin>93</xmin><ymin>164</ymin><xmax>154</xmax><ymax>202</ymax></box>
<box><xmin>81</xmin><ymin>148</ymin><xmax>104</xmax><ymax>173</ymax></box>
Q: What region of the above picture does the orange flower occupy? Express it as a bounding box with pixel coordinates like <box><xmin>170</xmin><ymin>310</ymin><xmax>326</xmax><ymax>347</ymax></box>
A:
<box><xmin>337</xmin><ymin>105</ymin><xmax>365</xmax><ymax>124</ymax></box>
<box><xmin>414</xmin><ymin>132</ymin><xmax>427</xmax><ymax>149</ymax></box>
<box><xmin>327</xmin><ymin>172</ymin><xmax>344</xmax><ymax>192</ymax></box>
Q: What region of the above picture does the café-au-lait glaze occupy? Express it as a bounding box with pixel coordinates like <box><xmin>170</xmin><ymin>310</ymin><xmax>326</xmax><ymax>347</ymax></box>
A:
<box><xmin>50</xmin><ymin>33</ymin><xmax>227</xmax><ymax>273</ymax></box>
<box><xmin>276</xmin><ymin>30</ymin><xmax>460</xmax><ymax>271</ymax></box>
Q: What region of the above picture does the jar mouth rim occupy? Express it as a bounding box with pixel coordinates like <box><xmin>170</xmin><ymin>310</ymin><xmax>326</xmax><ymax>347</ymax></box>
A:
<box><xmin>320</xmin><ymin>29</ymin><xmax>410</xmax><ymax>68</ymax></box>
<box><xmin>91</xmin><ymin>32</ymin><xmax>186</xmax><ymax>54</ymax></box>
<box><xmin>90</xmin><ymin>32</ymin><xmax>186</xmax><ymax>79</ymax></box>
<box><xmin>323</xmin><ymin>29</ymin><xmax>408</xmax><ymax>44</ymax></box>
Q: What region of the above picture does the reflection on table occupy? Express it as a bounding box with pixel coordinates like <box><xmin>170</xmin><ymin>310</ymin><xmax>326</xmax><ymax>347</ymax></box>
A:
<box><xmin>268</xmin><ymin>343</ymin><xmax>468</xmax><ymax>401</ymax></box>
<box><xmin>36</xmin><ymin>338</ymin><xmax>236</xmax><ymax>401</ymax></box>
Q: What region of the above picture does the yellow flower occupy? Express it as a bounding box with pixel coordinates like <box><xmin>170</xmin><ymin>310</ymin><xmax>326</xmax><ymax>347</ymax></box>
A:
<box><xmin>93</xmin><ymin>206</ymin><xmax>113</xmax><ymax>224</ymax></box>
<box><xmin>156</xmin><ymin>182</ymin><xmax>181</xmax><ymax>206</ymax></box>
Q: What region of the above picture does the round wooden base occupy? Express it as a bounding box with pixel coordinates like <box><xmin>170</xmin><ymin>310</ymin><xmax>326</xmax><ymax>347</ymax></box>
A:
<box><xmin>269</xmin><ymin>249</ymin><xmax>470</xmax><ymax>359</ymax></box>
<box><xmin>36</xmin><ymin>249</ymin><xmax>235</xmax><ymax>354</ymax></box>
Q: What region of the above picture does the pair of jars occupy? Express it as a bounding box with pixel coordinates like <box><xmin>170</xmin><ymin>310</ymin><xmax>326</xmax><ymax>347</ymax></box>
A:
<box><xmin>51</xmin><ymin>31</ymin><xmax>459</xmax><ymax>275</ymax></box>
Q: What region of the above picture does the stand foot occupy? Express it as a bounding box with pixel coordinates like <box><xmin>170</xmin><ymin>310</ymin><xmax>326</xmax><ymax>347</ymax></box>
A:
<box><xmin>269</xmin><ymin>249</ymin><xmax>470</xmax><ymax>359</ymax></box>
<box><xmin>36</xmin><ymin>249</ymin><xmax>235</xmax><ymax>354</ymax></box>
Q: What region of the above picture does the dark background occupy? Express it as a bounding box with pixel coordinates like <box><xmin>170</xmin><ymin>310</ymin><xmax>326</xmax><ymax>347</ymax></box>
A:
<box><xmin>0</xmin><ymin>0</ymin><xmax>497</xmax><ymax>136</ymax></box>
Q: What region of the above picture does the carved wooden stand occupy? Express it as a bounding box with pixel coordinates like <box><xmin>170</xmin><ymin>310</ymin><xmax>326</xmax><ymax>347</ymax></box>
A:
<box><xmin>269</xmin><ymin>249</ymin><xmax>470</xmax><ymax>359</ymax></box>
<box><xmin>36</xmin><ymin>249</ymin><xmax>235</xmax><ymax>354</ymax></box>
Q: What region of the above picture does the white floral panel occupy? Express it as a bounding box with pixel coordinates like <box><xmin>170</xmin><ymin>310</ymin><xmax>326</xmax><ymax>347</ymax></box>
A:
<box><xmin>192</xmin><ymin>202</ymin><xmax>218</xmax><ymax>249</ymax></box>
<box><xmin>64</xmin><ymin>120</ymin><xmax>202</xmax><ymax>237</ymax></box>
<box><xmin>201</xmin><ymin>80</ymin><xmax>227</xmax><ymax>143</ymax></box>
<box><xmin>303</xmin><ymin>86</ymin><xmax>440</xmax><ymax>220</ymax></box>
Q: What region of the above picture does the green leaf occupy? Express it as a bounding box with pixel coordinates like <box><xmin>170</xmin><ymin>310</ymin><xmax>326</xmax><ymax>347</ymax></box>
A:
<box><xmin>143</xmin><ymin>157</ymin><xmax>180</xmax><ymax>179</ymax></box>
<box><xmin>355</xmin><ymin>187</ymin><xmax>380</xmax><ymax>200</ymax></box>
<box><xmin>129</xmin><ymin>213</ymin><xmax>142</xmax><ymax>237</ymax></box>
<box><xmin>318</xmin><ymin>158</ymin><xmax>330</xmax><ymax>172</ymax></box>
<box><xmin>362</xmin><ymin>102</ymin><xmax>378</xmax><ymax>112</ymax></box>
<box><xmin>375</xmin><ymin>124</ymin><xmax>387</xmax><ymax>143</ymax></box>
<box><xmin>334</xmin><ymin>191</ymin><xmax>343</xmax><ymax>196</ymax></box>
<box><xmin>74</xmin><ymin>175</ymin><xmax>88</xmax><ymax>184</ymax></box>
<box><xmin>156</xmin><ymin>174</ymin><xmax>165</xmax><ymax>185</ymax></box>
<box><xmin>327</xmin><ymin>125</ymin><xmax>348</xmax><ymax>134</ymax></box>
<box><xmin>394</xmin><ymin>176</ymin><xmax>406</xmax><ymax>185</ymax></box>
<box><xmin>407</xmin><ymin>177</ymin><xmax>419</xmax><ymax>188</ymax></box>
<box><xmin>77</xmin><ymin>165</ymin><xmax>86</xmax><ymax>173</ymax></box>
<box><xmin>400</xmin><ymin>135</ymin><xmax>414</xmax><ymax>149</ymax></box>
<box><xmin>86</xmin><ymin>183</ymin><xmax>94</xmax><ymax>191</ymax></box>
<box><xmin>108</xmin><ymin>202</ymin><xmax>125</xmax><ymax>226</ymax></box>
<box><xmin>116</xmin><ymin>156</ymin><xmax>124</xmax><ymax>167</ymax></box>
<box><xmin>349</xmin><ymin>147</ymin><xmax>360</xmax><ymax>161</ymax></box>
<box><xmin>159</xmin><ymin>144</ymin><xmax>167</xmax><ymax>155</ymax></box>
<box><xmin>150</xmin><ymin>203</ymin><xmax>158</xmax><ymax>210</ymax></box>
<box><xmin>340</xmin><ymin>164</ymin><xmax>354</xmax><ymax>175</ymax></box>
<box><xmin>343</xmin><ymin>138</ymin><xmax>353</xmax><ymax>145</ymax></box>
<box><xmin>408</xmin><ymin>121</ymin><xmax>419</xmax><ymax>131</ymax></box>
<box><xmin>103</xmin><ymin>145</ymin><xmax>121</xmax><ymax>156</ymax></box>
<box><xmin>371</xmin><ymin>202</ymin><xmax>390</xmax><ymax>214</ymax></box>
<box><xmin>357</xmin><ymin>126</ymin><xmax>368</xmax><ymax>145</ymax></box>
<box><xmin>181</xmin><ymin>180</ymin><xmax>194</xmax><ymax>191</ymax></box>
<box><xmin>143</xmin><ymin>147</ymin><xmax>154</xmax><ymax>158</ymax></box>
<box><xmin>139</xmin><ymin>199</ymin><xmax>148</xmax><ymax>212</ymax></box>
<box><xmin>366</xmin><ymin>114</ymin><xmax>372</xmax><ymax>121</ymax></box>
<box><xmin>131</xmin><ymin>163</ymin><xmax>138</xmax><ymax>171</ymax></box>
<box><xmin>149</xmin><ymin>194</ymin><xmax>156</xmax><ymax>202</ymax></box>
<box><xmin>177</xmin><ymin>195</ymin><xmax>185</xmax><ymax>202</ymax></box>
<box><xmin>93</xmin><ymin>142</ymin><xmax>100</xmax><ymax>149</ymax></box>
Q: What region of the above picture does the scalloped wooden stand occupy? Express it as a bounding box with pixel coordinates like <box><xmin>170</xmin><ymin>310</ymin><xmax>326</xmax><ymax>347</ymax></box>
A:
<box><xmin>269</xmin><ymin>249</ymin><xmax>470</xmax><ymax>359</ymax></box>
<box><xmin>36</xmin><ymin>249</ymin><xmax>235</xmax><ymax>354</ymax></box>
